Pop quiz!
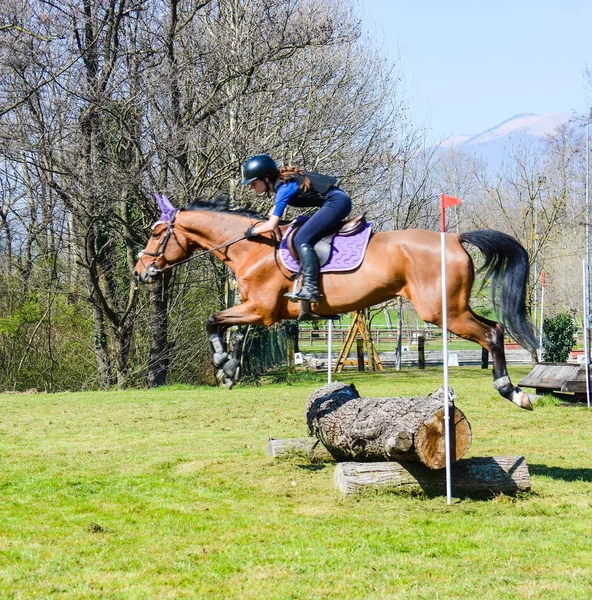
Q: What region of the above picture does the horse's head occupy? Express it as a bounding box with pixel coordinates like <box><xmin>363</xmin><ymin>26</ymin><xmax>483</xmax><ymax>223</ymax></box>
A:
<box><xmin>133</xmin><ymin>194</ymin><xmax>191</xmax><ymax>284</ymax></box>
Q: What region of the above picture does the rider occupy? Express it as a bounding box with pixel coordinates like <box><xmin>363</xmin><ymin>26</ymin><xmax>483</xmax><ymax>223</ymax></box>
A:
<box><xmin>241</xmin><ymin>154</ymin><xmax>352</xmax><ymax>303</ymax></box>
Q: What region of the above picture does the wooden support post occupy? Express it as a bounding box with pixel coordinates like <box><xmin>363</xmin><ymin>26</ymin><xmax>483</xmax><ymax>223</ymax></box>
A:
<box><xmin>418</xmin><ymin>335</ymin><xmax>425</xmax><ymax>370</ymax></box>
<box><xmin>287</xmin><ymin>337</ymin><xmax>295</xmax><ymax>374</ymax></box>
<box><xmin>367</xmin><ymin>336</ymin><xmax>375</xmax><ymax>371</ymax></box>
<box><xmin>356</xmin><ymin>338</ymin><xmax>365</xmax><ymax>371</ymax></box>
<box><xmin>334</xmin><ymin>314</ymin><xmax>359</xmax><ymax>373</ymax></box>
<box><xmin>334</xmin><ymin>311</ymin><xmax>384</xmax><ymax>373</ymax></box>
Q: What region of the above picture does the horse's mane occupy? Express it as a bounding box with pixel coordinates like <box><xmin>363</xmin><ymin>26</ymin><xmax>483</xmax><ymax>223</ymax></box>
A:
<box><xmin>184</xmin><ymin>195</ymin><xmax>264</xmax><ymax>218</ymax></box>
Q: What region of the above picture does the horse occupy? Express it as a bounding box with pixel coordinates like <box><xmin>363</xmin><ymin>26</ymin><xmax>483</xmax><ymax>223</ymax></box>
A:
<box><xmin>134</xmin><ymin>196</ymin><xmax>538</xmax><ymax>410</ymax></box>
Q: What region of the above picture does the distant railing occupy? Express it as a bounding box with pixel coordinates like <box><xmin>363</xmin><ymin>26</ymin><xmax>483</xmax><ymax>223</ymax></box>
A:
<box><xmin>298</xmin><ymin>327</ymin><xmax>454</xmax><ymax>347</ymax></box>
<box><xmin>297</xmin><ymin>326</ymin><xmax>586</xmax><ymax>349</ymax></box>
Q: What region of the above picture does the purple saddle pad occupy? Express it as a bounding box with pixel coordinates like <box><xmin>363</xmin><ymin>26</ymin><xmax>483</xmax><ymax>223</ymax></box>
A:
<box><xmin>279</xmin><ymin>217</ymin><xmax>373</xmax><ymax>273</ymax></box>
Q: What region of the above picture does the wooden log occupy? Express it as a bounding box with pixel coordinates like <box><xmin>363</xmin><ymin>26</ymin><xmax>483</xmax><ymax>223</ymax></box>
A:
<box><xmin>306</xmin><ymin>382</ymin><xmax>471</xmax><ymax>469</ymax></box>
<box><xmin>267</xmin><ymin>438</ymin><xmax>332</xmax><ymax>460</ymax></box>
<box><xmin>334</xmin><ymin>456</ymin><xmax>531</xmax><ymax>496</ymax></box>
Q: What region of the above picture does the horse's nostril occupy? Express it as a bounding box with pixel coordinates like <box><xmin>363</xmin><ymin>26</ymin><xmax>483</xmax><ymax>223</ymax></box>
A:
<box><xmin>133</xmin><ymin>270</ymin><xmax>140</xmax><ymax>281</ymax></box>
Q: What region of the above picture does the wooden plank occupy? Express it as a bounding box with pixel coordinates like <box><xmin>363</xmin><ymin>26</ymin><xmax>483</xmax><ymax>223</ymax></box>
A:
<box><xmin>561</xmin><ymin>366</ymin><xmax>590</xmax><ymax>393</ymax></box>
<box><xmin>518</xmin><ymin>363</ymin><xmax>582</xmax><ymax>390</ymax></box>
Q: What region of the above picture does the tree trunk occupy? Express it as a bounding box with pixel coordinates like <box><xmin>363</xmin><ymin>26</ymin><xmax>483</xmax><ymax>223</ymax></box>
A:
<box><xmin>306</xmin><ymin>383</ymin><xmax>471</xmax><ymax>469</ymax></box>
<box><xmin>114</xmin><ymin>322</ymin><xmax>134</xmax><ymax>390</ymax></box>
<box><xmin>91</xmin><ymin>297</ymin><xmax>111</xmax><ymax>388</ymax></box>
<box><xmin>148</xmin><ymin>272</ymin><xmax>171</xmax><ymax>387</ymax></box>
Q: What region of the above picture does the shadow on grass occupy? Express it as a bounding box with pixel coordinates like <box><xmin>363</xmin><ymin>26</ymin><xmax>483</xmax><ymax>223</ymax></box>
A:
<box><xmin>297</xmin><ymin>464</ymin><xmax>328</xmax><ymax>472</ymax></box>
<box><xmin>529</xmin><ymin>464</ymin><xmax>592</xmax><ymax>483</ymax></box>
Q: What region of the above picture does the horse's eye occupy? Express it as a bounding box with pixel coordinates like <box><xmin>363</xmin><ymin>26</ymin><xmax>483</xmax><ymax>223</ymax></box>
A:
<box><xmin>151</xmin><ymin>231</ymin><xmax>161</xmax><ymax>238</ymax></box>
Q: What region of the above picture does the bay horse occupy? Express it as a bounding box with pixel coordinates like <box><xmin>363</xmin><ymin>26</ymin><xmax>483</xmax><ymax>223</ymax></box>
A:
<box><xmin>134</xmin><ymin>197</ymin><xmax>538</xmax><ymax>410</ymax></box>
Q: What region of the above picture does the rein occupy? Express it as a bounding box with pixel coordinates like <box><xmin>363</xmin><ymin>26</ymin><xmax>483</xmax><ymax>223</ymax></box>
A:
<box><xmin>138</xmin><ymin>211</ymin><xmax>257</xmax><ymax>275</ymax></box>
<box><xmin>156</xmin><ymin>234</ymin><xmax>248</xmax><ymax>273</ymax></box>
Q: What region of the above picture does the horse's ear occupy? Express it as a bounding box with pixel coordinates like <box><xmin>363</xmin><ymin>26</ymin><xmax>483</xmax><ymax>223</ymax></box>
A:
<box><xmin>155</xmin><ymin>193</ymin><xmax>177</xmax><ymax>222</ymax></box>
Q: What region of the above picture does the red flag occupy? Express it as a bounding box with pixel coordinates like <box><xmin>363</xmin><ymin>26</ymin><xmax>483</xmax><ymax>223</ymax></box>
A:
<box><xmin>441</xmin><ymin>194</ymin><xmax>462</xmax><ymax>208</ymax></box>
<box><xmin>440</xmin><ymin>194</ymin><xmax>463</xmax><ymax>232</ymax></box>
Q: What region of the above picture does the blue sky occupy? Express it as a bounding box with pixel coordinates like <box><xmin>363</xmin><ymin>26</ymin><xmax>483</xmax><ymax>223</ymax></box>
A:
<box><xmin>361</xmin><ymin>0</ymin><xmax>592</xmax><ymax>140</ymax></box>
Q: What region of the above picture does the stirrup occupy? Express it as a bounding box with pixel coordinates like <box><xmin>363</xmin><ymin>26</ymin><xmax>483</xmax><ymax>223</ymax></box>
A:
<box><xmin>284</xmin><ymin>277</ymin><xmax>319</xmax><ymax>303</ymax></box>
<box><xmin>284</xmin><ymin>289</ymin><xmax>320</xmax><ymax>303</ymax></box>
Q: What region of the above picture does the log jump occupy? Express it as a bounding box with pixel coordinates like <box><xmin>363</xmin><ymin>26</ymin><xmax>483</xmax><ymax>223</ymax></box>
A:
<box><xmin>268</xmin><ymin>382</ymin><xmax>531</xmax><ymax>497</ymax></box>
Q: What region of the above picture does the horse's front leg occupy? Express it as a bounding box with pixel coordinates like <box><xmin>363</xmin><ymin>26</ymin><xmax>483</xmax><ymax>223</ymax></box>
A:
<box><xmin>206</xmin><ymin>303</ymin><xmax>269</xmax><ymax>389</ymax></box>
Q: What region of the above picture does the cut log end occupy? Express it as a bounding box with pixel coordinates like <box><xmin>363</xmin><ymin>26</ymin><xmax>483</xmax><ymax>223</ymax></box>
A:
<box><xmin>415</xmin><ymin>407</ymin><xmax>472</xmax><ymax>469</ymax></box>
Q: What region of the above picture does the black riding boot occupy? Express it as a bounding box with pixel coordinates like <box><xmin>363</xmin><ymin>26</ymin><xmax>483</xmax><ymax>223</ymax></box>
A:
<box><xmin>286</xmin><ymin>243</ymin><xmax>320</xmax><ymax>302</ymax></box>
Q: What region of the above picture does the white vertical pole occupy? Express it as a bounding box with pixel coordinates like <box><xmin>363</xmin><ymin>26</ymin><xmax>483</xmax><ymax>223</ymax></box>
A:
<box><xmin>538</xmin><ymin>273</ymin><xmax>545</xmax><ymax>362</ymax></box>
<box><xmin>328</xmin><ymin>319</ymin><xmax>333</xmax><ymax>384</ymax></box>
<box><xmin>584</xmin><ymin>260</ymin><xmax>591</xmax><ymax>408</ymax></box>
<box><xmin>440</xmin><ymin>230</ymin><xmax>452</xmax><ymax>505</ymax></box>
<box><xmin>586</xmin><ymin>118</ymin><xmax>591</xmax><ymax>408</ymax></box>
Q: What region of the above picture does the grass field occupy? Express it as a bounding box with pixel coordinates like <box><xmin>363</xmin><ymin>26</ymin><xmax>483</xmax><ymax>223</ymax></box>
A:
<box><xmin>1</xmin><ymin>367</ymin><xmax>592</xmax><ymax>599</ymax></box>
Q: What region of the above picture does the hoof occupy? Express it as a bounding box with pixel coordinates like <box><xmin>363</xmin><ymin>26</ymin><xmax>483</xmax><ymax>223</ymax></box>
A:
<box><xmin>511</xmin><ymin>388</ymin><xmax>533</xmax><ymax>411</ymax></box>
<box><xmin>215</xmin><ymin>369</ymin><xmax>234</xmax><ymax>389</ymax></box>
<box><xmin>216</xmin><ymin>357</ymin><xmax>240</xmax><ymax>390</ymax></box>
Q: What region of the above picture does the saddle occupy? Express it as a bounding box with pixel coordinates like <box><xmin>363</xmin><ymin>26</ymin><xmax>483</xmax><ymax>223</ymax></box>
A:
<box><xmin>284</xmin><ymin>212</ymin><xmax>368</xmax><ymax>266</ymax></box>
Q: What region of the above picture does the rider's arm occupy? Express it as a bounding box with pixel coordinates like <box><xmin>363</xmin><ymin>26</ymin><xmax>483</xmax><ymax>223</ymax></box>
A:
<box><xmin>252</xmin><ymin>214</ymin><xmax>280</xmax><ymax>234</ymax></box>
<box><xmin>251</xmin><ymin>181</ymin><xmax>298</xmax><ymax>235</ymax></box>
<box><xmin>270</xmin><ymin>181</ymin><xmax>298</xmax><ymax>218</ymax></box>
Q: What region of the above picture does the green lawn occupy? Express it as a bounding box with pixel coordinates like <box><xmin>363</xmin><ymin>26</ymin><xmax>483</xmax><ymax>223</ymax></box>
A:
<box><xmin>1</xmin><ymin>367</ymin><xmax>591</xmax><ymax>599</ymax></box>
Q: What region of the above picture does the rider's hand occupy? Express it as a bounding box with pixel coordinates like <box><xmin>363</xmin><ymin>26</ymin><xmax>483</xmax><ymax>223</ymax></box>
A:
<box><xmin>244</xmin><ymin>225</ymin><xmax>258</xmax><ymax>239</ymax></box>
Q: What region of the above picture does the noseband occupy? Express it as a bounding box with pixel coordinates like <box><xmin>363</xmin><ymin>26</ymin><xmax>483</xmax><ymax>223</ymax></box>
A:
<box><xmin>137</xmin><ymin>210</ymin><xmax>186</xmax><ymax>277</ymax></box>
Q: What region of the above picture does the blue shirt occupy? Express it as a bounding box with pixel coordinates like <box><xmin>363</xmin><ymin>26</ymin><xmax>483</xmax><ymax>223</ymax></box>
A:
<box><xmin>271</xmin><ymin>181</ymin><xmax>299</xmax><ymax>218</ymax></box>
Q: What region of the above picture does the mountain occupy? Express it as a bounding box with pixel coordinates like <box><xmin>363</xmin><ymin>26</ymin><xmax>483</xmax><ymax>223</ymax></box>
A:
<box><xmin>440</xmin><ymin>113</ymin><xmax>571</xmax><ymax>170</ymax></box>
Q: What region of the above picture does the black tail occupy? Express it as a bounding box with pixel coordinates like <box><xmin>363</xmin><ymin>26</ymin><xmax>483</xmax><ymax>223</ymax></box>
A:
<box><xmin>459</xmin><ymin>230</ymin><xmax>538</xmax><ymax>351</ymax></box>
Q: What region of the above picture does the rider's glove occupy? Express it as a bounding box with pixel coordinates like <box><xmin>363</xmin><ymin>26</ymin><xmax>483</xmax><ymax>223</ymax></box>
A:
<box><xmin>244</xmin><ymin>226</ymin><xmax>258</xmax><ymax>239</ymax></box>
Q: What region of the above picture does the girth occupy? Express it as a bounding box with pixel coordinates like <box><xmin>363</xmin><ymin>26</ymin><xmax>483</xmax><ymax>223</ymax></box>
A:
<box><xmin>285</xmin><ymin>212</ymin><xmax>368</xmax><ymax>267</ymax></box>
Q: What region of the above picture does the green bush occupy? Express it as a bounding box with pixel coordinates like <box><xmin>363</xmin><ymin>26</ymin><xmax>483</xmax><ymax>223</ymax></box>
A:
<box><xmin>542</xmin><ymin>312</ymin><xmax>577</xmax><ymax>362</ymax></box>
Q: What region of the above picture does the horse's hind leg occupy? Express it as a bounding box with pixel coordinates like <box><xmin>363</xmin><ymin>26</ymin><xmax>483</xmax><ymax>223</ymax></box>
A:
<box><xmin>447</xmin><ymin>311</ymin><xmax>533</xmax><ymax>411</ymax></box>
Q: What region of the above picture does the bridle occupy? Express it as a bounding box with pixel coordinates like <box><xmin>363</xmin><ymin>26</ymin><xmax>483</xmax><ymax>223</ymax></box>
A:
<box><xmin>137</xmin><ymin>210</ymin><xmax>256</xmax><ymax>276</ymax></box>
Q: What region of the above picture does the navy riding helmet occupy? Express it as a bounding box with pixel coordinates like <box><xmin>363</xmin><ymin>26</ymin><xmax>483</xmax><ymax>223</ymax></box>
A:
<box><xmin>241</xmin><ymin>154</ymin><xmax>279</xmax><ymax>184</ymax></box>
